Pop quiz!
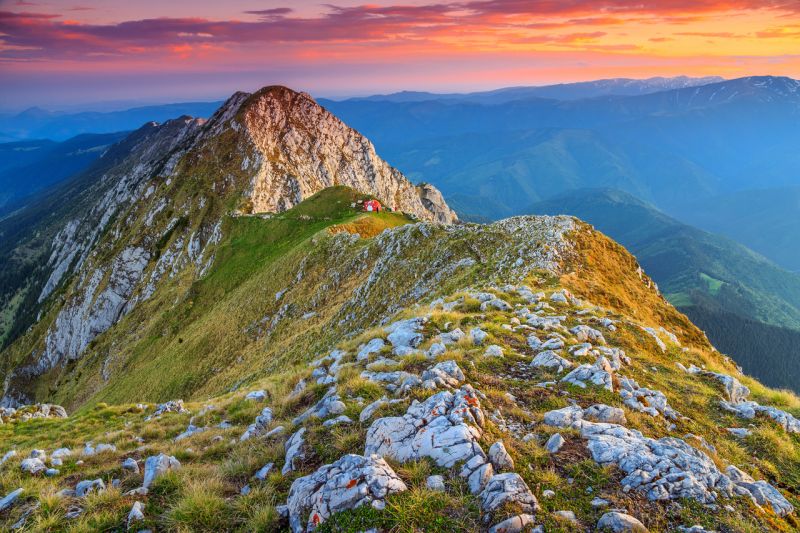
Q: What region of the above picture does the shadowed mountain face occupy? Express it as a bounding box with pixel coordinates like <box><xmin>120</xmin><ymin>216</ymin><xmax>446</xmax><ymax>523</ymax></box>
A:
<box><xmin>527</xmin><ymin>188</ymin><xmax>800</xmax><ymax>391</ymax></box>
<box><xmin>321</xmin><ymin>76</ymin><xmax>800</xmax><ymax>270</ymax></box>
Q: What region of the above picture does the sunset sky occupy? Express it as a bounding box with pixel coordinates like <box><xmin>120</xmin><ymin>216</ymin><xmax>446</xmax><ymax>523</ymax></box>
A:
<box><xmin>2</xmin><ymin>0</ymin><xmax>800</xmax><ymax>110</ymax></box>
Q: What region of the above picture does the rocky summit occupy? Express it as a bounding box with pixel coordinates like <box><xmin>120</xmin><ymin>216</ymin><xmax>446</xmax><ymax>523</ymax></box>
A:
<box><xmin>1</xmin><ymin>86</ymin><xmax>799</xmax><ymax>532</ymax></box>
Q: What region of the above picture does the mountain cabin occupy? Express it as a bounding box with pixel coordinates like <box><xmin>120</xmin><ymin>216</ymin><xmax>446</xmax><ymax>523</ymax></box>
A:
<box><xmin>363</xmin><ymin>199</ymin><xmax>382</xmax><ymax>212</ymax></box>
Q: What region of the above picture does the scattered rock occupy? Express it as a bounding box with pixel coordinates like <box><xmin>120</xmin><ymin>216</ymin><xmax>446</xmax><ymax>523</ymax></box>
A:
<box><xmin>530</xmin><ymin>350</ymin><xmax>572</xmax><ymax>372</ymax></box>
<box><xmin>427</xmin><ymin>475</ymin><xmax>446</xmax><ymax>492</ymax></box>
<box><xmin>471</xmin><ymin>328</ymin><xmax>488</xmax><ymax>345</ymax></box>
<box><xmin>282</xmin><ymin>428</ymin><xmax>306</xmax><ymax>475</ymax></box>
<box><xmin>286</xmin><ymin>454</ymin><xmax>407</xmax><ymax>533</ymax></box>
<box><xmin>365</xmin><ymin>385</ymin><xmax>485</xmax><ymax>469</ymax></box>
<box><xmin>127</xmin><ymin>501</ymin><xmax>145</xmax><ymax>528</ymax></box>
<box><xmin>488</xmin><ymin>513</ymin><xmax>535</xmax><ymax>533</ymax></box>
<box><xmin>420</xmin><ymin>360</ymin><xmax>465</xmax><ymax>388</ymax></box>
<box><xmin>584</xmin><ymin>404</ymin><xmax>627</xmax><ymax>424</ymax></box>
<box><xmin>20</xmin><ymin>457</ymin><xmax>46</xmax><ymax>475</ymax></box>
<box><xmin>488</xmin><ymin>441</ymin><xmax>514</xmax><ymax>471</ymax></box>
<box><xmin>241</xmin><ymin>407</ymin><xmax>274</xmax><ymax>440</ymax></box>
<box><xmin>0</xmin><ymin>488</ymin><xmax>23</xmax><ymax>513</ymax></box>
<box><xmin>151</xmin><ymin>400</ymin><xmax>189</xmax><ymax>418</ymax></box>
<box><xmin>385</xmin><ymin>317</ymin><xmax>426</xmax><ymax>352</ymax></box>
<box><xmin>726</xmin><ymin>428</ymin><xmax>751</xmax><ymax>438</ymax></box>
<box><xmin>484</xmin><ymin>345</ymin><xmax>504</xmax><ymax>357</ymax></box>
<box><xmin>122</xmin><ymin>458</ymin><xmax>140</xmax><ymax>474</ymax></box>
<box><xmin>245</xmin><ymin>390</ymin><xmax>267</xmax><ymax>402</ymax></box>
<box><xmin>554</xmin><ymin>510</ymin><xmax>579</xmax><ymax>525</ymax></box>
<box><xmin>479</xmin><ymin>472</ymin><xmax>539</xmax><ymax>514</ymax></box>
<box><xmin>143</xmin><ymin>454</ymin><xmax>181</xmax><ymax>489</ymax></box>
<box><xmin>439</xmin><ymin>328</ymin><xmax>465</xmax><ymax>345</ymax></box>
<box><xmin>357</xmin><ymin>338</ymin><xmax>385</xmax><ymax>361</ymax></box>
<box><xmin>591</xmin><ymin>496</ymin><xmax>610</xmax><ymax>508</ymax></box>
<box><xmin>561</xmin><ymin>358</ymin><xmax>613</xmax><ymax>391</ymax></box>
<box><xmin>570</xmin><ymin>325</ymin><xmax>606</xmax><ymax>344</ymax></box>
<box><xmin>543</xmin><ymin>405</ymin><xmax>584</xmax><ymax>428</ymax></box>
<box><xmin>75</xmin><ymin>479</ymin><xmax>105</xmax><ymax>497</ymax></box>
<box><xmin>254</xmin><ymin>462</ymin><xmax>274</xmax><ymax>481</ymax></box>
<box><xmin>597</xmin><ymin>511</ymin><xmax>648</xmax><ymax>532</ymax></box>
<box><xmin>545</xmin><ymin>433</ymin><xmax>565</xmax><ymax>453</ymax></box>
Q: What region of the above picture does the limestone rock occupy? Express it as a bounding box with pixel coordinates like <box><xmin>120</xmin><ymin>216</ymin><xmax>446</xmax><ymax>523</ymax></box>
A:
<box><xmin>0</xmin><ymin>488</ymin><xmax>23</xmax><ymax>513</ymax></box>
<box><xmin>20</xmin><ymin>457</ymin><xmax>46</xmax><ymax>475</ymax></box>
<box><xmin>427</xmin><ymin>475</ymin><xmax>446</xmax><ymax>492</ymax></box>
<box><xmin>241</xmin><ymin>407</ymin><xmax>274</xmax><ymax>440</ymax></box>
<box><xmin>357</xmin><ymin>338</ymin><xmax>385</xmax><ymax>361</ymax></box>
<box><xmin>365</xmin><ymin>385</ymin><xmax>486</xmax><ymax>469</ymax></box>
<box><xmin>385</xmin><ymin>317</ymin><xmax>426</xmax><ymax>352</ymax></box>
<box><xmin>471</xmin><ymin>328</ymin><xmax>488</xmax><ymax>345</ymax></box>
<box><xmin>561</xmin><ymin>359</ymin><xmax>613</xmax><ymax>391</ymax></box>
<box><xmin>75</xmin><ymin>479</ymin><xmax>105</xmax><ymax>497</ymax></box>
<box><xmin>484</xmin><ymin>345</ymin><xmax>504</xmax><ymax>357</ymax></box>
<box><xmin>597</xmin><ymin>511</ymin><xmax>648</xmax><ymax>532</ymax></box>
<box><xmin>545</xmin><ymin>433</ymin><xmax>566</xmax><ymax>453</ymax></box>
<box><xmin>488</xmin><ymin>513</ymin><xmax>535</xmax><ymax>533</ymax></box>
<box><xmin>421</xmin><ymin>360</ymin><xmax>465</xmax><ymax>389</ymax></box>
<box><xmin>488</xmin><ymin>442</ymin><xmax>515</xmax><ymax>471</ymax></box>
<box><xmin>571</xmin><ymin>325</ymin><xmax>606</xmax><ymax>344</ymax></box>
<box><xmin>584</xmin><ymin>404</ymin><xmax>627</xmax><ymax>424</ymax></box>
<box><xmin>283</xmin><ymin>428</ymin><xmax>306</xmax><ymax>475</ymax></box>
<box><xmin>531</xmin><ymin>350</ymin><xmax>572</xmax><ymax>372</ymax></box>
<box><xmin>245</xmin><ymin>390</ymin><xmax>267</xmax><ymax>402</ymax></box>
<box><xmin>286</xmin><ymin>453</ymin><xmax>407</xmax><ymax>532</ymax></box>
<box><xmin>254</xmin><ymin>462</ymin><xmax>274</xmax><ymax>481</ymax></box>
<box><xmin>543</xmin><ymin>405</ymin><xmax>584</xmax><ymax>428</ymax></box>
<box><xmin>122</xmin><ymin>458</ymin><xmax>140</xmax><ymax>474</ymax></box>
<box><xmin>479</xmin><ymin>473</ymin><xmax>539</xmax><ymax>514</ymax></box>
<box><xmin>143</xmin><ymin>454</ymin><xmax>181</xmax><ymax>489</ymax></box>
<box><xmin>127</xmin><ymin>501</ymin><xmax>145</xmax><ymax>528</ymax></box>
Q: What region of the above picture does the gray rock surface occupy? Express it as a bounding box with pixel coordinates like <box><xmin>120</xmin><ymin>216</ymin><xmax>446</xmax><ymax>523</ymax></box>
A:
<box><xmin>286</xmin><ymin>453</ymin><xmax>407</xmax><ymax>532</ymax></box>
<box><xmin>479</xmin><ymin>473</ymin><xmax>539</xmax><ymax>514</ymax></box>
<box><xmin>283</xmin><ymin>428</ymin><xmax>306</xmax><ymax>475</ymax></box>
<box><xmin>597</xmin><ymin>511</ymin><xmax>648</xmax><ymax>532</ymax></box>
<box><xmin>530</xmin><ymin>350</ymin><xmax>572</xmax><ymax>372</ymax></box>
<box><xmin>143</xmin><ymin>454</ymin><xmax>181</xmax><ymax>489</ymax></box>
<box><xmin>365</xmin><ymin>385</ymin><xmax>486</xmax><ymax>469</ymax></box>
<box><xmin>75</xmin><ymin>479</ymin><xmax>105</xmax><ymax>497</ymax></box>
<box><xmin>0</xmin><ymin>488</ymin><xmax>23</xmax><ymax>513</ymax></box>
<box><xmin>488</xmin><ymin>441</ymin><xmax>515</xmax><ymax>471</ymax></box>
<box><xmin>127</xmin><ymin>501</ymin><xmax>145</xmax><ymax>528</ymax></box>
<box><xmin>241</xmin><ymin>407</ymin><xmax>274</xmax><ymax>440</ymax></box>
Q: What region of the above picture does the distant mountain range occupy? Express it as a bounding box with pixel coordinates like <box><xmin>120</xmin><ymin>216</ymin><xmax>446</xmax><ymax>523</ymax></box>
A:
<box><xmin>321</xmin><ymin>75</ymin><xmax>800</xmax><ymax>272</ymax></box>
<box><xmin>0</xmin><ymin>101</ymin><xmax>223</xmax><ymax>141</ymax></box>
<box><xmin>0</xmin><ymin>132</ymin><xmax>128</xmax><ymax>212</ymax></box>
<box><xmin>344</xmin><ymin>76</ymin><xmax>724</xmax><ymax>103</ymax></box>
<box><xmin>528</xmin><ymin>188</ymin><xmax>800</xmax><ymax>391</ymax></box>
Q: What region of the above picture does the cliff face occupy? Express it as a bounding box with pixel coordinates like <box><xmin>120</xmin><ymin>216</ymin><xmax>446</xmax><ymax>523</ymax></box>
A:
<box><xmin>240</xmin><ymin>86</ymin><xmax>456</xmax><ymax>223</ymax></box>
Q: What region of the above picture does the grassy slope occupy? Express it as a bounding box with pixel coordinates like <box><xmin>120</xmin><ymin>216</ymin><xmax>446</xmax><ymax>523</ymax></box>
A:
<box><xmin>2</xmin><ymin>213</ymin><xmax>799</xmax><ymax>531</ymax></box>
<box><xmin>528</xmin><ymin>188</ymin><xmax>800</xmax><ymax>391</ymax></box>
<box><xmin>20</xmin><ymin>187</ymin><xmax>410</xmax><ymax>410</ymax></box>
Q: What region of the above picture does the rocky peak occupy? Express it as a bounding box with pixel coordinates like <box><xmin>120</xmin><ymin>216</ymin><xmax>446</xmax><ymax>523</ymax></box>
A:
<box><xmin>230</xmin><ymin>85</ymin><xmax>456</xmax><ymax>222</ymax></box>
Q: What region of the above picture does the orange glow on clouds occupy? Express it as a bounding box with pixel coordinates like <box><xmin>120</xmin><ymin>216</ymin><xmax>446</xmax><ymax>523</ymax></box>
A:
<box><xmin>1</xmin><ymin>1</ymin><xmax>799</xmax><ymax>105</ymax></box>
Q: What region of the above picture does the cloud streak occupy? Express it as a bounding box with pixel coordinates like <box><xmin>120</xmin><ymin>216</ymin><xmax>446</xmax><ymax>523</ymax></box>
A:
<box><xmin>0</xmin><ymin>0</ymin><xmax>798</xmax><ymax>61</ymax></box>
